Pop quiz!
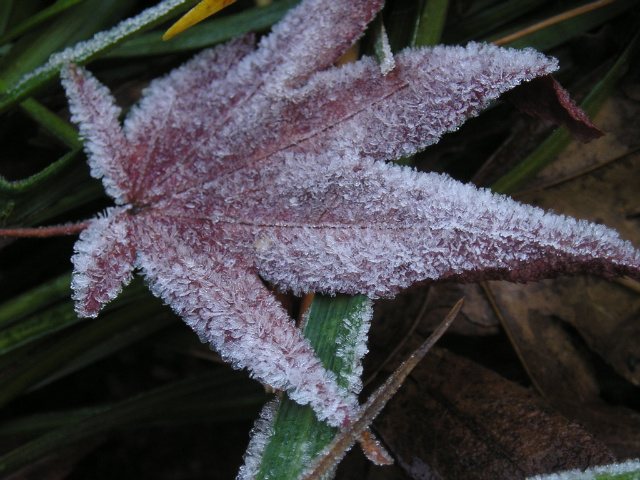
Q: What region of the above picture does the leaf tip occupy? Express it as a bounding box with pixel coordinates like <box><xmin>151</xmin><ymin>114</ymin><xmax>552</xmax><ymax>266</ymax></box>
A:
<box><xmin>163</xmin><ymin>0</ymin><xmax>237</xmax><ymax>40</ymax></box>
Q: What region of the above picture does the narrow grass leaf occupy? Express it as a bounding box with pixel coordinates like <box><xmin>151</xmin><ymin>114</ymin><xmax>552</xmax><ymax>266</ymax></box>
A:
<box><xmin>527</xmin><ymin>459</ymin><xmax>640</xmax><ymax>480</ymax></box>
<box><xmin>0</xmin><ymin>370</ymin><xmax>266</xmax><ymax>477</ymax></box>
<box><xmin>0</xmin><ymin>153</ymin><xmax>104</xmax><ymax>227</ymax></box>
<box><xmin>0</xmin><ymin>0</ymin><xmax>199</xmax><ymax>114</ymax></box>
<box><xmin>412</xmin><ymin>0</ymin><xmax>449</xmax><ymax>48</ymax></box>
<box><xmin>106</xmin><ymin>0</ymin><xmax>298</xmax><ymax>58</ymax></box>
<box><xmin>0</xmin><ymin>0</ymin><xmax>15</xmax><ymax>37</ymax></box>
<box><xmin>443</xmin><ymin>0</ymin><xmax>541</xmax><ymax>44</ymax></box>
<box><xmin>0</xmin><ymin>273</ymin><xmax>71</xmax><ymax>329</ymax></box>
<box><xmin>0</xmin><ymin>0</ymin><xmax>131</xmax><ymax>85</ymax></box>
<box><xmin>490</xmin><ymin>0</ymin><xmax>636</xmax><ymax>50</ymax></box>
<box><xmin>0</xmin><ymin>279</ymin><xmax>153</xmax><ymax>356</ymax></box>
<box><xmin>0</xmin><ymin>295</ymin><xmax>172</xmax><ymax>408</ymax></box>
<box><xmin>246</xmin><ymin>294</ymin><xmax>372</xmax><ymax>480</ymax></box>
<box><xmin>0</xmin><ymin>0</ymin><xmax>86</xmax><ymax>46</ymax></box>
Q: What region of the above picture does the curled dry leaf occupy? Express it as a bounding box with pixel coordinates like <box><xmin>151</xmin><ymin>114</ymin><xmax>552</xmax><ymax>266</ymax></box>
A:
<box><xmin>57</xmin><ymin>0</ymin><xmax>640</xmax><ymax>454</ymax></box>
<box><xmin>504</xmin><ymin>75</ymin><xmax>605</xmax><ymax>143</ymax></box>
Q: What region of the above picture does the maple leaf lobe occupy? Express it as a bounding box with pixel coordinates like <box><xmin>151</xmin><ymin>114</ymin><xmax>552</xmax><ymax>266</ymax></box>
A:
<box><xmin>69</xmin><ymin>208</ymin><xmax>135</xmax><ymax>318</ymax></box>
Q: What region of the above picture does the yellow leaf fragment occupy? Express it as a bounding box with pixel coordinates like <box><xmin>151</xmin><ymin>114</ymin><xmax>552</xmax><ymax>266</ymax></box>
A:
<box><xmin>163</xmin><ymin>0</ymin><xmax>237</xmax><ymax>40</ymax></box>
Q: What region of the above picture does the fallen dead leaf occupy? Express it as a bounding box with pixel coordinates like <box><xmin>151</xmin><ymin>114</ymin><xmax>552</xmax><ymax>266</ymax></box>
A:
<box><xmin>374</xmin><ymin>346</ymin><xmax>614</xmax><ymax>480</ymax></box>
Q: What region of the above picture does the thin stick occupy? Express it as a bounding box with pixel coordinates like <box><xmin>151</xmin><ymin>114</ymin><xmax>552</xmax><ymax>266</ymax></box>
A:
<box><xmin>300</xmin><ymin>298</ymin><xmax>464</xmax><ymax>480</ymax></box>
<box><xmin>493</xmin><ymin>0</ymin><xmax>617</xmax><ymax>46</ymax></box>
<box><xmin>363</xmin><ymin>292</ymin><xmax>430</xmax><ymax>387</ymax></box>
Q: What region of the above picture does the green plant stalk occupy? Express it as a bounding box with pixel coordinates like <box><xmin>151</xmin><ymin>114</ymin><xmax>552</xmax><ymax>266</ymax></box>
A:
<box><xmin>491</xmin><ymin>30</ymin><xmax>640</xmax><ymax>196</ymax></box>
<box><xmin>253</xmin><ymin>294</ymin><xmax>371</xmax><ymax>480</ymax></box>
<box><xmin>0</xmin><ymin>150</ymin><xmax>105</xmax><ymax>227</ymax></box>
<box><xmin>0</xmin><ymin>148</ymin><xmax>80</xmax><ymax>192</ymax></box>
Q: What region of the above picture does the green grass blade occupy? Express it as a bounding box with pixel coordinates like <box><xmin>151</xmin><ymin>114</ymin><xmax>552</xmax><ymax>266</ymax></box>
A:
<box><xmin>0</xmin><ymin>370</ymin><xmax>267</xmax><ymax>477</ymax></box>
<box><xmin>443</xmin><ymin>0</ymin><xmax>540</xmax><ymax>44</ymax></box>
<box><xmin>0</xmin><ymin>0</ymin><xmax>16</xmax><ymax>37</ymax></box>
<box><xmin>0</xmin><ymin>302</ymin><xmax>79</xmax><ymax>355</ymax></box>
<box><xmin>526</xmin><ymin>459</ymin><xmax>640</xmax><ymax>480</ymax></box>
<box><xmin>0</xmin><ymin>0</ymin><xmax>87</xmax><ymax>46</ymax></box>
<box><xmin>0</xmin><ymin>0</ymin><xmax>132</xmax><ymax>85</ymax></box>
<box><xmin>251</xmin><ymin>294</ymin><xmax>372</xmax><ymax>480</ymax></box>
<box><xmin>0</xmin><ymin>293</ymin><xmax>174</xmax><ymax>407</ymax></box>
<box><xmin>412</xmin><ymin>0</ymin><xmax>449</xmax><ymax>48</ymax></box>
<box><xmin>0</xmin><ymin>153</ymin><xmax>104</xmax><ymax>227</ymax></box>
<box><xmin>0</xmin><ymin>0</ymin><xmax>199</xmax><ymax>114</ymax></box>
<box><xmin>0</xmin><ymin>279</ymin><xmax>154</xmax><ymax>355</ymax></box>
<box><xmin>106</xmin><ymin>0</ymin><xmax>299</xmax><ymax>58</ymax></box>
<box><xmin>15</xmin><ymin>96</ymin><xmax>80</xmax><ymax>149</ymax></box>
<box><xmin>492</xmin><ymin>0</ymin><xmax>637</xmax><ymax>51</ymax></box>
<box><xmin>0</xmin><ymin>273</ymin><xmax>71</xmax><ymax>328</ymax></box>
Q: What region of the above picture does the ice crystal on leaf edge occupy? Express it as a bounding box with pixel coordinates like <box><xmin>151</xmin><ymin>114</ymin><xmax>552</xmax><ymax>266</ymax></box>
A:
<box><xmin>60</xmin><ymin>0</ymin><xmax>640</xmax><ymax>440</ymax></box>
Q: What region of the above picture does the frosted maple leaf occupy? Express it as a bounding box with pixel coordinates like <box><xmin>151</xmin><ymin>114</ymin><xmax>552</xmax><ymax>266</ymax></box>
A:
<box><xmin>61</xmin><ymin>0</ymin><xmax>640</xmax><ymax>429</ymax></box>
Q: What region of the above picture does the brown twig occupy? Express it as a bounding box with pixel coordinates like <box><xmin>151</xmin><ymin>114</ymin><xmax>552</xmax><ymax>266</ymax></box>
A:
<box><xmin>300</xmin><ymin>298</ymin><xmax>464</xmax><ymax>480</ymax></box>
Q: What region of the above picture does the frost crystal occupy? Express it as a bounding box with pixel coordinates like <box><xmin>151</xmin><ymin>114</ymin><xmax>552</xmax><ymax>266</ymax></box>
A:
<box><xmin>61</xmin><ymin>0</ymin><xmax>640</xmax><ymax>430</ymax></box>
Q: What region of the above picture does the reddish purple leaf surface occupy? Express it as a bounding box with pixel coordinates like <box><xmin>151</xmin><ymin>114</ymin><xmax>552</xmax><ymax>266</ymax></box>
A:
<box><xmin>61</xmin><ymin>0</ymin><xmax>640</xmax><ymax>429</ymax></box>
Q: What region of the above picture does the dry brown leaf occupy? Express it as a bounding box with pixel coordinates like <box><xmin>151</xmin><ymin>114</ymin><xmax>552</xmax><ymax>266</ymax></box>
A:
<box><xmin>477</xmin><ymin>91</ymin><xmax>640</xmax><ymax>461</ymax></box>
<box><xmin>372</xmin><ymin>285</ymin><xmax>499</xmax><ymax>342</ymax></box>
<box><xmin>375</xmin><ymin>346</ymin><xmax>614</xmax><ymax>480</ymax></box>
<box><xmin>488</xmin><ymin>279</ymin><xmax>603</xmax><ymax>403</ymax></box>
<box><xmin>570</xmin><ymin>403</ymin><xmax>640</xmax><ymax>460</ymax></box>
<box><xmin>419</xmin><ymin>284</ymin><xmax>500</xmax><ymax>336</ymax></box>
<box><xmin>488</xmin><ymin>278</ymin><xmax>640</xmax><ymax>459</ymax></box>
